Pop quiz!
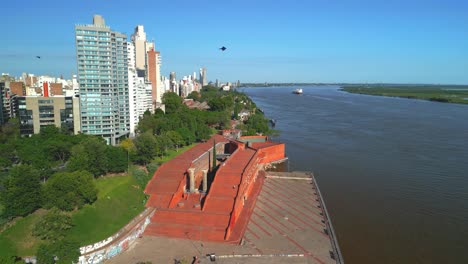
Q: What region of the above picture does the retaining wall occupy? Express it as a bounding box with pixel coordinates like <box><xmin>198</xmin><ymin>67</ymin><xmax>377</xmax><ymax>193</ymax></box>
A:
<box><xmin>78</xmin><ymin>207</ymin><xmax>156</xmax><ymax>264</ymax></box>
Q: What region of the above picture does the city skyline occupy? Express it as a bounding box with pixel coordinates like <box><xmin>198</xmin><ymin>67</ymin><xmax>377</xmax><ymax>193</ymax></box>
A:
<box><xmin>1</xmin><ymin>0</ymin><xmax>468</xmax><ymax>84</ymax></box>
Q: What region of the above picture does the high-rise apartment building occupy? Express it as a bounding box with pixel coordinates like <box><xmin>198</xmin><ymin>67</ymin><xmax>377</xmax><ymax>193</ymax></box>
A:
<box><xmin>147</xmin><ymin>48</ymin><xmax>162</xmax><ymax>104</ymax></box>
<box><xmin>75</xmin><ymin>15</ymin><xmax>129</xmax><ymax>145</ymax></box>
<box><xmin>199</xmin><ymin>67</ymin><xmax>207</xmax><ymax>86</ymax></box>
<box><xmin>127</xmin><ymin>42</ymin><xmax>153</xmax><ymax>137</ymax></box>
<box><xmin>131</xmin><ymin>25</ymin><xmax>155</xmax><ymax>78</ymax></box>
<box><xmin>0</xmin><ymin>82</ymin><xmax>5</xmax><ymax>125</ymax></box>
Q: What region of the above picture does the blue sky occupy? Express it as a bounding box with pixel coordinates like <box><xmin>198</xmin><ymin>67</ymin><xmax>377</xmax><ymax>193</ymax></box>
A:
<box><xmin>1</xmin><ymin>0</ymin><xmax>467</xmax><ymax>84</ymax></box>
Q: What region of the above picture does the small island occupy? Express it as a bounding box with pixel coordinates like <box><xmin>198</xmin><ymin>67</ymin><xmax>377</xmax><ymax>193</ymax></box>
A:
<box><xmin>341</xmin><ymin>85</ymin><xmax>468</xmax><ymax>105</ymax></box>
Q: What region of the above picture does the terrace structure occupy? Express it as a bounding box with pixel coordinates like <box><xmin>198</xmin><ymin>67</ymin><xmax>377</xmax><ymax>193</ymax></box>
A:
<box><xmin>144</xmin><ymin>134</ymin><xmax>286</xmax><ymax>243</ymax></box>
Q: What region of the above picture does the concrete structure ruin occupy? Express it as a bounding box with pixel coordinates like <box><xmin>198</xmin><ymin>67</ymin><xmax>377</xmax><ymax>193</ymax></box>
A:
<box><xmin>144</xmin><ymin>134</ymin><xmax>286</xmax><ymax>243</ymax></box>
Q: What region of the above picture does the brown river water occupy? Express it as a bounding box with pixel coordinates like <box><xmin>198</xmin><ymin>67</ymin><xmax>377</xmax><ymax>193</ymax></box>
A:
<box><xmin>243</xmin><ymin>85</ymin><xmax>468</xmax><ymax>264</ymax></box>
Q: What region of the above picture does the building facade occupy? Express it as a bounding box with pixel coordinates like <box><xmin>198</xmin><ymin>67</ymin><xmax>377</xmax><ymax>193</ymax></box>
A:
<box><xmin>75</xmin><ymin>15</ymin><xmax>130</xmax><ymax>145</ymax></box>
<box><xmin>199</xmin><ymin>67</ymin><xmax>207</xmax><ymax>86</ymax></box>
<box><xmin>147</xmin><ymin>48</ymin><xmax>162</xmax><ymax>104</ymax></box>
<box><xmin>0</xmin><ymin>82</ymin><xmax>5</xmax><ymax>125</ymax></box>
<box><xmin>127</xmin><ymin>42</ymin><xmax>153</xmax><ymax>137</ymax></box>
<box><xmin>16</xmin><ymin>96</ymin><xmax>80</xmax><ymax>136</ymax></box>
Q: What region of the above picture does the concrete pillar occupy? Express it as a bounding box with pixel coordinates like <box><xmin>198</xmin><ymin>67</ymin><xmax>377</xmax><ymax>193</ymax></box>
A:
<box><xmin>202</xmin><ymin>169</ymin><xmax>208</xmax><ymax>192</ymax></box>
<box><xmin>188</xmin><ymin>168</ymin><xmax>195</xmax><ymax>193</ymax></box>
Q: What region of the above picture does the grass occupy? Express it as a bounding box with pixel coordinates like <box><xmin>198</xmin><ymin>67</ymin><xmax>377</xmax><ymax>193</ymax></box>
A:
<box><xmin>0</xmin><ymin>143</ymin><xmax>199</xmax><ymax>258</ymax></box>
<box><xmin>0</xmin><ymin>175</ymin><xmax>146</xmax><ymax>258</ymax></box>
<box><xmin>153</xmin><ymin>143</ymin><xmax>196</xmax><ymax>164</ymax></box>
<box><xmin>341</xmin><ymin>85</ymin><xmax>468</xmax><ymax>104</ymax></box>
<box><xmin>65</xmin><ymin>175</ymin><xmax>146</xmax><ymax>245</ymax></box>
<box><xmin>0</xmin><ymin>210</ymin><xmax>46</xmax><ymax>257</ymax></box>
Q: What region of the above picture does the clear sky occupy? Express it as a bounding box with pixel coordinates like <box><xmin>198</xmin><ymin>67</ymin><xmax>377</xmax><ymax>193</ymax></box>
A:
<box><xmin>1</xmin><ymin>0</ymin><xmax>467</xmax><ymax>84</ymax></box>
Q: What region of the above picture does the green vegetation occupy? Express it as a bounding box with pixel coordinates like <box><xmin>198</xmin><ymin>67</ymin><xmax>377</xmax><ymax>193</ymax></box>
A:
<box><xmin>43</xmin><ymin>171</ymin><xmax>97</xmax><ymax>211</ymax></box>
<box><xmin>134</xmin><ymin>86</ymin><xmax>274</xmax><ymax>164</ymax></box>
<box><xmin>341</xmin><ymin>85</ymin><xmax>468</xmax><ymax>104</ymax></box>
<box><xmin>0</xmin><ymin>210</ymin><xmax>45</xmax><ymax>257</ymax></box>
<box><xmin>36</xmin><ymin>239</ymin><xmax>80</xmax><ymax>264</ymax></box>
<box><xmin>0</xmin><ymin>85</ymin><xmax>274</xmax><ymax>260</ymax></box>
<box><xmin>0</xmin><ymin>165</ymin><xmax>42</xmax><ymax>218</ymax></box>
<box><xmin>32</xmin><ymin>208</ymin><xmax>73</xmax><ymax>242</ymax></box>
<box><xmin>0</xmin><ymin>175</ymin><xmax>145</xmax><ymax>259</ymax></box>
<box><xmin>65</xmin><ymin>175</ymin><xmax>145</xmax><ymax>245</ymax></box>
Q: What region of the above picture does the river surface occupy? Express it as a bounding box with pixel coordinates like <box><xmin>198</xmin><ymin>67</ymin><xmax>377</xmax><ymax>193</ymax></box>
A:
<box><xmin>242</xmin><ymin>85</ymin><xmax>468</xmax><ymax>264</ymax></box>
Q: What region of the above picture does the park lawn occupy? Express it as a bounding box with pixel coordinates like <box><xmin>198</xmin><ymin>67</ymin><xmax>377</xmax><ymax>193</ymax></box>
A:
<box><xmin>0</xmin><ymin>175</ymin><xmax>146</xmax><ymax>258</ymax></box>
<box><xmin>153</xmin><ymin>143</ymin><xmax>195</xmax><ymax>164</ymax></box>
<box><xmin>341</xmin><ymin>85</ymin><xmax>468</xmax><ymax>104</ymax></box>
<box><xmin>0</xmin><ymin>209</ymin><xmax>46</xmax><ymax>257</ymax></box>
<box><xmin>65</xmin><ymin>175</ymin><xmax>146</xmax><ymax>245</ymax></box>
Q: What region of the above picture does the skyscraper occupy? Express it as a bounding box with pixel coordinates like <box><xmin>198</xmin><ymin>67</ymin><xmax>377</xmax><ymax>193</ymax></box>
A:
<box><xmin>0</xmin><ymin>82</ymin><xmax>5</xmax><ymax>125</ymax></box>
<box><xmin>128</xmin><ymin>41</ymin><xmax>153</xmax><ymax>137</ymax></box>
<box><xmin>75</xmin><ymin>15</ymin><xmax>130</xmax><ymax>145</ymax></box>
<box><xmin>147</xmin><ymin>48</ymin><xmax>162</xmax><ymax>104</ymax></box>
<box><xmin>199</xmin><ymin>67</ymin><xmax>207</xmax><ymax>86</ymax></box>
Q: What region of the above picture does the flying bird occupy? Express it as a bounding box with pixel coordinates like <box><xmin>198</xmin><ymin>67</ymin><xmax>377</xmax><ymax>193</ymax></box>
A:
<box><xmin>219</xmin><ymin>46</ymin><xmax>227</xmax><ymax>51</ymax></box>
<box><xmin>36</xmin><ymin>56</ymin><xmax>41</xmax><ymax>59</ymax></box>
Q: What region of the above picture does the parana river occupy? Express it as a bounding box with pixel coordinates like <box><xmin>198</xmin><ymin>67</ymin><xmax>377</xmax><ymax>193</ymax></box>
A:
<box><xmin>243</xmin><ymin>85</ymin><xmax>468</xmax><ymax>264</ymax></box>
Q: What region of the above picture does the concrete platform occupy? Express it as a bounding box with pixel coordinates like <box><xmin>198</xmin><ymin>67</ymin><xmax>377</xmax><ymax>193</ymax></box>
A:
<box><xmin>106</xmin><ymin>172</ymin><xmax>342</xmax><ymax>264</ymax></box>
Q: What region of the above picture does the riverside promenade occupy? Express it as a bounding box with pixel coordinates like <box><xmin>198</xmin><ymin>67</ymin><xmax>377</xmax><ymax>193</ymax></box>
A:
<box><xmin>107</xmin><ymin>171</ymin><xmax>343</xmax><ymax>264</ymax></box>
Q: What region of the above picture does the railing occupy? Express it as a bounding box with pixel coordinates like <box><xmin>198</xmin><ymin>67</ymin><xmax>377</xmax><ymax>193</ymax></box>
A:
<box><xmin>311</xmin><ymin>174</ymin><xmax>344</xmax><ymax>264</ymax></box>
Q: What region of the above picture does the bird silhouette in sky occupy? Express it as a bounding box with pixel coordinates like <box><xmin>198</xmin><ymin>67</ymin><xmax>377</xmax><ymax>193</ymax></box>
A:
<box><xmin>36</xmin><ymin>56</ymin><xmax>41</xmax><ymax>59</ymax></box>
<box><xmin>219</xmin><ymin>46</ymin><xmax>227</xmax><ymax>51</ymax></box>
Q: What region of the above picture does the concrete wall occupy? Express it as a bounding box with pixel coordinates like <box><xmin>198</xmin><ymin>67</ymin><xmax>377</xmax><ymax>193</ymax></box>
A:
<box><xmin>78</xmin><ymin>208</ymin><xmax>155</xmax><ymax>264</ymax></box>
<box><xmin>167</xmin><ymin>142</ymin><xmax>227</xmax><ymax>208</ymax></box>
<box><xmin>225</xmin><ymin>152</ymin><xmax>261</xmax><ymax>239</ymax></box>
<box><xmin>190</xmin><ymin>142</ymin><xmax>226</xmax><ymax>189</ymax></box>
<box><xmin>258</xmin><ymin>144</ymin><xmax>286</xmax><ymax>164</ymax></box>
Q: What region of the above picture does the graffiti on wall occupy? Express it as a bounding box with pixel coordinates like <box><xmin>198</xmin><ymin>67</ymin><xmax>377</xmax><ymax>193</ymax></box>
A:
<box><xmin>78</xmin><ymin>210</ymin><xmax>153</xmax><ymax>264</ymax></box>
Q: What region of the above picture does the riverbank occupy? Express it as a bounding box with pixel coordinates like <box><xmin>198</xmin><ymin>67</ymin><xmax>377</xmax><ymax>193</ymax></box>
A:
<box><xmin>341</xmin><ymin>85</ymin><xmax>468</xmax><ymax>104</ymax></box>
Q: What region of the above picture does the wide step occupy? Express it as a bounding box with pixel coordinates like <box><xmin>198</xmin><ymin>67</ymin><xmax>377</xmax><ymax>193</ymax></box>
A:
<box><xmin>144</xmin><ymin>222</ymin><xmax>227</xmax><ymax>241</ymax></box>
<box><xmin>151</xmin><ymin>210</ymin><xmax>230</xmax><ymax>228</ymax></box>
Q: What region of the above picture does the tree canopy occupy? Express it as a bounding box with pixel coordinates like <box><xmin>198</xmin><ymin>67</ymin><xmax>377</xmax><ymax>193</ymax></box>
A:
<box><xmin>33</xmin><ymin>208</ymin><xmax>73</xmax><ymax>242</ymax></box>
<box><xmin>42</xmin><ymin>171</ymin><xmax>97</xmax><ymax>211</ymax></box>
<box><xmin>0</xmin><ymin>165</ymin><xmax>42</xmax><ymax>217</ymax></box>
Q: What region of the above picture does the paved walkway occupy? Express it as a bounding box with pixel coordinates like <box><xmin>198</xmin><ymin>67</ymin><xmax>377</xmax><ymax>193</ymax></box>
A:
<box><xmin>107</xmin><ymin>172</ymin><xmax>338</xmax><ymax>264</ymax></box>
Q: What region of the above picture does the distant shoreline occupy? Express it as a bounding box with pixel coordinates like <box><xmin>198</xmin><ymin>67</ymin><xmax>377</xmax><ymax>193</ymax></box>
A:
<box><xmin>241</xmin><ymin>83</ymin><xmax>468</xmax><ymax>87</ymax></box>
<box><xmin>340</xmin><ymin>85</ymin><xmax>468</xmax><ymax>105</ymax></box>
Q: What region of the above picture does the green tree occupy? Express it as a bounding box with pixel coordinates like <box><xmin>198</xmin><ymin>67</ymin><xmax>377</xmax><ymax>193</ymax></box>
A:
<box><xmin>33</xmin><ymin>208</ymin><xmax>73</xmax><ymax>242</ymax></box>
<box><xmin>162</xmin><ymin>92</ymin><xmax>184</xmax><ymax>114</ymax></box>
<box><xmin>133</xmin><ymin>132</ymin><xmax>157</xmax><ymax>165</ymax></box>
<box><xmin>0</xmin><ymin>165</ymin><xmax>42</xmax><ymax>217</ymax></box>
<box><xmin>137</xmin><ymin>110</ymin><xmax>157</xmax><ymax>133</ymax></box>
<box><xmin>186</xmin><ymin>91</ymin><xmax>200</xmax><ymax>101</ymax></box>
<box><xmin>105</xmin><ymin>146</ymin><xmax>127</xmax><ymax>173</ymax></box>
<box><xmin>43</xmin><ymin>171</ymin><xmax>97</xmax><ymax>211</ymax></box>
<box><xmin>0</xmin><ymin>118</ymin><xmax>19</xmax><ymax>144</ymax></box>
<box><xmin>67</xmin><ymin>137</ymin><xmax>108</xmax><ymax>177</ymax></box>
<box><xmin>36</xmin><ymin>240</ymin><xmax>80</xmax><ymax>264</ymax></box>
<box><xmin>155</xmin><ymin>134</ymin><xmax>173</xmax><ymax>157</ymax></box>
<box><xmin>176</xmin><ymin>127</ymin><xmax>196</xmax><ymax>145</ymax></box>
<box><xmin>165</xmin><ymin>131</ymin><xmax>184</xmax><ymax>149</ymax></box>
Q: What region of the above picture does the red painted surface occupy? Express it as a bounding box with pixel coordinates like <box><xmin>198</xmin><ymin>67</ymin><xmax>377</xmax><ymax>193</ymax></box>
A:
<box><xmin>43</xmin><ymin>82</ymin><xmax>49</xmax><ymax>97</ymax></box>
<box><xmin>144</xmin><ymin>134</ymin><xmax>286</xmax><ymax>243</ymax></box>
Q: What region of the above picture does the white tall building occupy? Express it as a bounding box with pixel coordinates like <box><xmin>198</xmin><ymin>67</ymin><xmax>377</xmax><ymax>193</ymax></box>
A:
<box><xmin>134</xmin><ymin>77</ymin><xmax>153</xmax><ymax>120</ymax></box>
<box><xmin>75</xmin><ymin>15</ymin><xmax>130</xmax><ymax>145</ymax></box>
<box><xmin>131</xmin><ymin>25</ymin><xmax>147</xmax><ymax>72</ymax></box>
<box><xmin>127</xmin><ymin>42</ymin><xmax>153</xmax><ymax>137</ymax></box>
